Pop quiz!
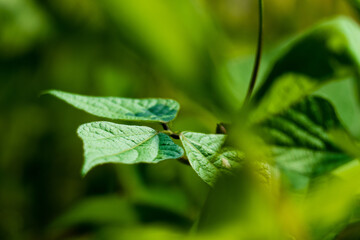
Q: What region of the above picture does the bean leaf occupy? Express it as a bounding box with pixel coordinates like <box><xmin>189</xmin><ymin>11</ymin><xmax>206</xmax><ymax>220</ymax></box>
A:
<box><xmin>180</xmin><ymin>132</ymin><xmax>242</xmax><ymax>186</ymax></box>
<box><xmin>256</xmin><ymin>96</ymin><xmax>353</xmax><ymax>177</ymax></box>
<box><xmin>46</xmin><ymin>90</ymin><xmax>180</xmax><ymax>122</ymax></box>
<box><xmin>78</xmin><ymin>121</ymin><xmax>183</xmax><ymax>175</ymax></box>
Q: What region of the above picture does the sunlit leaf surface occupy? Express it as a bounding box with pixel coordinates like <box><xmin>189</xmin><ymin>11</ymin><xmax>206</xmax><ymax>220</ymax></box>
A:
<box><xmin>78</xmin><ymin>121</ymin><xmax>183</xmax><ymax>175</ymax></box>
<box><xmin>47</xmin><ymin>90</ymin><xmax>180</xmax><ymax>122</ymax></box>
<box><xmin>180</xmin><ymin>132</ymin><xmax>242</xmax><ymax>185</ymax></box>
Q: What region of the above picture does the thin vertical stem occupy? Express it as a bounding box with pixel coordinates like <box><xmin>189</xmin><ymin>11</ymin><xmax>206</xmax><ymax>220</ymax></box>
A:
<box><xmin>244</xmin><ymin>0</ymin><xmax>264</xmax><ymax>105</ymax></box>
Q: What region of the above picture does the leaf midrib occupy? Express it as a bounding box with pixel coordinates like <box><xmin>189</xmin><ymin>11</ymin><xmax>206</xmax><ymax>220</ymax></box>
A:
<box><xmin>85</xmin><ymin>132</ymin><xmax>156</xmax><ymax>142</ymax></box>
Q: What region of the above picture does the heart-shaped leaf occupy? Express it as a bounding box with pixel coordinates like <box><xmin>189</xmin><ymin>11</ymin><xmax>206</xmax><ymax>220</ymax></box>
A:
<box><xmin>256</xmin><ymin>96</ymin><xmax>353</xmax><ymax>177</ymax></box>
<box><xmin>46</xmin><ymin>90</ymin><xmax>180</xmax><ymax>123</ymax></box>
<box><xmin>78</xmin><ymin>121</ymin><xmax>183</xmax><ymax>175</ymax></box>
<box><xmin>180</xmin><ymin>132</ymin><xmax>242</xmax><ymax>185</ymax></box>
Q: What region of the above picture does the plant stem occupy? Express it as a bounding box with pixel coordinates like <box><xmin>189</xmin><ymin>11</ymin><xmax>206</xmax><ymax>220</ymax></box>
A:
<box><xmin>178</xmin><ymin>156</ymin><xmax>190</xmax><ymax>165</ymax></box>
<box><xmin>160</xmin><ymin>122</ymin><xmax>180</xmax><ymax>139</ymax></box>
<box><xmin>216</xmin><ymin>123</ymin><xmax>228</xmax><ymax>134</ymax></box>
<box><xmin>161</xmin><ymin>123</ymin><xmax>170</xmax><ymax>131</ymax></box>
<box><xmin>244</xmin><ymin>0</ymin><xmax>264</xmax><ymax>105</ymax></box>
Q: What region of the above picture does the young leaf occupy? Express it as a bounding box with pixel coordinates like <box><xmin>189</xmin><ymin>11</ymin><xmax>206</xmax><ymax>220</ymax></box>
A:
<box><xmin>256</xmin><ymin>96</ymin><xmax>353</xmax><ymax>177</ymax></box>
<box><xmin>180</xmin><ymin>132</ymin><xmax>242</xmax><ymax>186</ymax></box>
<box><xmin>78</xmin><ymin>121</ymin><xmax>183</xmax><ymax>175</ymax></box>
<box><xmin>249</xmin><ymin>17</ymin><xmax>360</xmax><ymax>123</ymax></box>
<box><xmin>46</xmin><ymin>90</ymin><xmax>180</xmax><ymax>122</ymax></box>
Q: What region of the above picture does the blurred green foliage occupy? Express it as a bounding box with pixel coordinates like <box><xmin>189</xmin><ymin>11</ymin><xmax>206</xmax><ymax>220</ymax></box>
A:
<box><xmin>1</xmin><ymin>0</ymin><xmax>360</xmax><ymax>239</ymax></box>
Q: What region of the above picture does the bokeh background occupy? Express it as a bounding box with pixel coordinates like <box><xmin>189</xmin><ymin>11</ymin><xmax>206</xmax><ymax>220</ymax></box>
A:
<box><xmin>0</xmin><ymin>0</ymin><xmax>358</xmax><ymax>239</ymax></box>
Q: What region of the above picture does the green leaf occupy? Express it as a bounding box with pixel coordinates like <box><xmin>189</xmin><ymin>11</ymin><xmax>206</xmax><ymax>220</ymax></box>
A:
<box><xmin>180</xmin><ymin>132</ymin><xmax>243</xmax><ymax>186</ymax></box>
<box><xmin>155</xmin><ymin>133</ymin><xmax>185</xmax><ymax>161</ymax></box>
<box><xmin>256</xmin><ymin>96</ymin><xmax>353</xmax><ymax>177</ymax></box>
<box><xmin>315</xmin><ymin>77</ymin><xmax>360</xmax><ymax>138</ymax></box>
<box><xmin>77</xmin><ymin>121</ymin><xmax>183</xmax><ymax>175</ymax></box>
<box><xmin>249</xmin><ymin>17</ymin><xmax>360</xmax><ymax>123</ymax></box>
<box><xmin>46</xmin><ymin>90</ymin><xmax>180</xmax><ymax>122</ymax></box>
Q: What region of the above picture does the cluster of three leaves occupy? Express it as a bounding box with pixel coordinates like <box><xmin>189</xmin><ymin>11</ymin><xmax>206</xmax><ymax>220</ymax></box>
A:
<box><xmin>46</xmin><ymin>88</ymin><xmax>357</xmax><ymax>187</ymax></box>
<box><xmin>46</xmin><ymin>90</ymin><xmax>236</xmax><ymax>185</ymax></box>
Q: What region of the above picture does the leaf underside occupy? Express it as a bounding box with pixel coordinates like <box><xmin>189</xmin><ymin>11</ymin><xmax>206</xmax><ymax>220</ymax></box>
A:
<box><xmin>46</xmin><ymin>90</ymin><xmax>180</xmax><ymax>122</ymax></box>
<box><xmin>78</xmin><ymin>121</ymin><xmax>184</xmax><ymax>175</ymax></box>
<box><xmin>180</xmin><ymin>132</ymin><xmax>242</xmax><ymax>186</ymax></box>
<box><xmin>256</xmin><ymin>96</ymin><xmax>352</xmax><ymax>177</ymax></box>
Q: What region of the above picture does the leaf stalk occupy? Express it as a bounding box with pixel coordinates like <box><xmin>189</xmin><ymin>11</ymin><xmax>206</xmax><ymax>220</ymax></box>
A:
<box><xmin>161</xmin><ymin>123</ymin><xmax>180</xmax><ymax>139</ymax></box>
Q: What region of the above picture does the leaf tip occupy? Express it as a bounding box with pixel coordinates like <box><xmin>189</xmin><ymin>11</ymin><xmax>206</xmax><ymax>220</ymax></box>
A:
<box><xmin>39</xmin><ymin>89</ymin><xmax>57</xmax><ymax>97</ymax></box>
<box><xmin>81</xmin><ymin>168</ymin><xmax>89</xmax><ymax>177</ymax></box>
